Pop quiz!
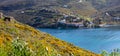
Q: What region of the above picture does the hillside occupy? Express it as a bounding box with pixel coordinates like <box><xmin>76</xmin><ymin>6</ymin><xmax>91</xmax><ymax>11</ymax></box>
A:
<box><xmin>0</xmin><ymin>0</ymin><xmax>97</xmax><ymax>25</ymax></box>
<box><xmin>0</xmin><ymin>0</ymin><xmax>119</xmax><ymax>28</ymax></box>
<box><xmin>0</xmin><ymin>13</ymin><xmax>101</xmax><ymax>56</ymax></box>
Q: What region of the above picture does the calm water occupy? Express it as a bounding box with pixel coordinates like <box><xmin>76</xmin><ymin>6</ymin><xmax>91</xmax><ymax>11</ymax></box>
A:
<box><xmin>38</xmin><ymin>26</ymin><xmax>120</xmax><ymax>53</ymax></box>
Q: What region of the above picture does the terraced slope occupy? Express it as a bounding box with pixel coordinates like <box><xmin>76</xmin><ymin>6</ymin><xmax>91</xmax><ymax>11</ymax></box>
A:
<box><xmin>0</xmin><ymin>14</ymin><xmax>100</xmax><ymax>56</ymax></box>
<box><xmin>0</xmin><ymin>0</ymin><xmax>119</xmax><ymax>27</ymax></box>
<box><xmin>0</xmin><ymin>0</ymin><xmax>96</xmax><ymax>24</ymax></box>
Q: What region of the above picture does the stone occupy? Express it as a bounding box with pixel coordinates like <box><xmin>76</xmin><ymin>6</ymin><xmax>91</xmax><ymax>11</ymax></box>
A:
<box><xmin>0</xmin><ymin>12</ymin><xmax>3</xmax><ymax>19</ymax></box>
<box><xmin>4</xmin><ymin>16</ymin><xmax>15</xmax><ymax>23</ymax></box>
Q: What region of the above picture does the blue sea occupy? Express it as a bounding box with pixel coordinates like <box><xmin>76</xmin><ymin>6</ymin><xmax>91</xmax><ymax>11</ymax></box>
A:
<box><xmin>38</xmin><ymin>26</ymin><xmax>120</xmax><ymax>53</ymax></box>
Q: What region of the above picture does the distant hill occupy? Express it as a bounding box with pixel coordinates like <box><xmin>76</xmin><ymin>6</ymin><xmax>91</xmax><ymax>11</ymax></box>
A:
<box><xmin>0</xmin><ymin>0</ymin><xmax>119</xmax><ymax>27</ymax></box>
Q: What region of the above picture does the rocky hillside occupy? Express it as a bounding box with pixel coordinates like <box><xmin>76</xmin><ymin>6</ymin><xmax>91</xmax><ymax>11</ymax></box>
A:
<box><xmin>0</xmin><ymin>0</ymin><xmax>97</xmax><ymax>24</ymax></box>
<box><xmin>0</xmin><ymin>0</ymin><xmax>119</xmax><ymax>28</ymax></box>
<box><xmin>0</xmin><ymin>12</ymin><xmax>101</xmax><ymax>56</ymax></box>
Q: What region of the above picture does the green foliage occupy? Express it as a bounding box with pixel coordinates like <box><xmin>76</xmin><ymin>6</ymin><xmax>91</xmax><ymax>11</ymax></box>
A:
<box><xmin>10</xmin><ymin>38</ymin><xmax>32</xmax><ymax>56</ymax></box>
<box><xmin>0</xmin><ymin>38</ymin><xmax>58</xmax><ymax>56</ymax></box>
<box><xmin>8</xmin><ymin>28</ymin><xmax>19</xmax><ymax>34</ymax></box>
<box><xmin>101</xmin><ymin>49</ymin><xmax>120</xmax><ymax>56</ymax></box>
<box><xmin>0</xmin><ymin>38</ymin><xmax>32</xmax><ymax>56</ymax></box>
<box><xmin>0</xmin><ymin>48</ymin><xmax>8</xmax><ymax>56</ymax></box>
<box><xmin>101</xmin><ymin>50</ymin><xmax>108</xmax><ymax>56</ymax></box>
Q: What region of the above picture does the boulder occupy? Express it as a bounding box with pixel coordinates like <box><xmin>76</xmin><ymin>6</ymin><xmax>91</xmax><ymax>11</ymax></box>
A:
<box><xmin>4</xmin><ymin>16</ymin><xmax>15</xmax><ymax>23</ymax></box>
<box><xmin>0</xmin><ymin>12</ymin><xmax>3</xmax><ymax>19</ymax></box>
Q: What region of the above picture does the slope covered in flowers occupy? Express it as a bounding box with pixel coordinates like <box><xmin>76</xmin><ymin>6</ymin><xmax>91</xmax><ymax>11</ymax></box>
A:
<box><xmin>0</xmin><ymin>16</ymin><xmax>101</xmax><ymax>56</ymax></box>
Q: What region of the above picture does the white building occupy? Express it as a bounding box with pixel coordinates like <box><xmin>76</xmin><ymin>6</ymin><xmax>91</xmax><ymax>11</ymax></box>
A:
<box><xmin>63</xmin><ymin>14</ymin><xmax>69</xmax><ymax>18</ymax></box>
<box><xmin>113</xmin><ymin>17</ymin><xmax>120</xmax><ymax>20</ymax></box>
<box><xmin>59</xmin><ymin>19</ymin><xmax>66</xmax><ymax>23</ymax></box>
<box><xmin>105</xmin><ymin>12</ymin><xmax>110</xmax><ymax>16</ymax></box>
<box><xmin>78</xmin><ymin>0</ymin><xmax>86</xmax><ymax>3</ymax></box>
<box><xmin>77</xmin><ymin>17</ymin><xmax>80</xmax><ymax>19</ymax></box>
<box><xmin>63</xmin><ymin>5</ymin><xmax>68</xmax><ymax>8</ymax></box>
<box><xmin>79</xmin><ymin>0</ymin><xmax>83</xmax><ymax>3</ymax></box>
<box><xmin>21</xmin><ymin>11</ymin><xmax>25</xmax><ymax>14</ymax></box>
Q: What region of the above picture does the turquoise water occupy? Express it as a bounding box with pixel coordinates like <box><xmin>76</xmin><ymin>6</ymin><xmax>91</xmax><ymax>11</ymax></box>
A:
<box><xmin>38</xmin><ymin>26</ymin><xmax>120</xmax><ymax>53</ymax></box>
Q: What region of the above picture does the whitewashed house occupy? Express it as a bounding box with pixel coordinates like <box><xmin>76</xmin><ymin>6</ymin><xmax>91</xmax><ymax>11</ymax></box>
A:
<box><xmin>59</xmin><ymin>19</ymin><xmax>66</xmax><ymax>23</ymax></box>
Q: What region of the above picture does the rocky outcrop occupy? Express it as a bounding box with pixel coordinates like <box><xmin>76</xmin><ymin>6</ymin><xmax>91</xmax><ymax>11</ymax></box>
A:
<box><xmin>0</xmin><ymin>12</ymin><xmax>15</xmax><ymax>23</ymax></box>
<box><xmin>0</xmin><ymin>12</ymin><xmax>3</xmax><ymax>19</ymax></box>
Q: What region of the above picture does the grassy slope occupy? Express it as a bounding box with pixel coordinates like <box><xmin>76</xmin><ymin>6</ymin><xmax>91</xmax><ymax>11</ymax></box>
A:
<box><xmin>0</xmin><ymin>18</ymin><xmax>101</xmax><ymax>56</ymax></box>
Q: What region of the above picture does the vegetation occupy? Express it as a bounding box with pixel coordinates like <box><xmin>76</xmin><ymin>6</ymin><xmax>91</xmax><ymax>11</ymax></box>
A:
<box><xmin>0</xmin><ymin>16</ymin><xmax>101</xmax><ymax>56</ymax></box>
<box><xmin>101</xmin><ymin>49</ymin><xmax>120</xmax><ymax>56</ymax></box>
<box><xmin>0</xmin><ymin>0</ymin><xmax>119</xmax><ymax>27</ymax></box>
<box><xmin>0</xmin><ymin>37</ymin><xmax>58</xmax><ymax>56</ymax></box>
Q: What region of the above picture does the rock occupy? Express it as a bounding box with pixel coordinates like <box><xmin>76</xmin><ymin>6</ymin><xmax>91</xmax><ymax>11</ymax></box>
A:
<box><xmin>0</xmin><ymin>12</ymin><xmax>4</xmax><ymax>19</ymax></box>
<box><xmin>4</xmin><ymin>16</ymin><xmax>15</xmax><ymax>23</ymax></box>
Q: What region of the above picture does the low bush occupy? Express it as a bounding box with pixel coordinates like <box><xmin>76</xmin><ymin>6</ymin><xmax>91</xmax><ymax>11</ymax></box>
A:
<box><xmin>101</xmin><ymin>49</ymin><xmax>120</xmax><ymax>56</ymax></box>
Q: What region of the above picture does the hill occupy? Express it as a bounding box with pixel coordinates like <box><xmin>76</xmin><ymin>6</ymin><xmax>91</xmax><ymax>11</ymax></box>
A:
<box><xmin>0</xmin><ymin>12</ymin><xmax>101</xmax><ymax>56</ymax></box>
<box><xmin>0</xmin><ymin>0</ymin><xmax>97</xmax><ymax>23</ymax></box>
<box><xmin>0</xmin><ymin>0</ymin><xmax>119</xmax><ymax>28</ymax></box>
